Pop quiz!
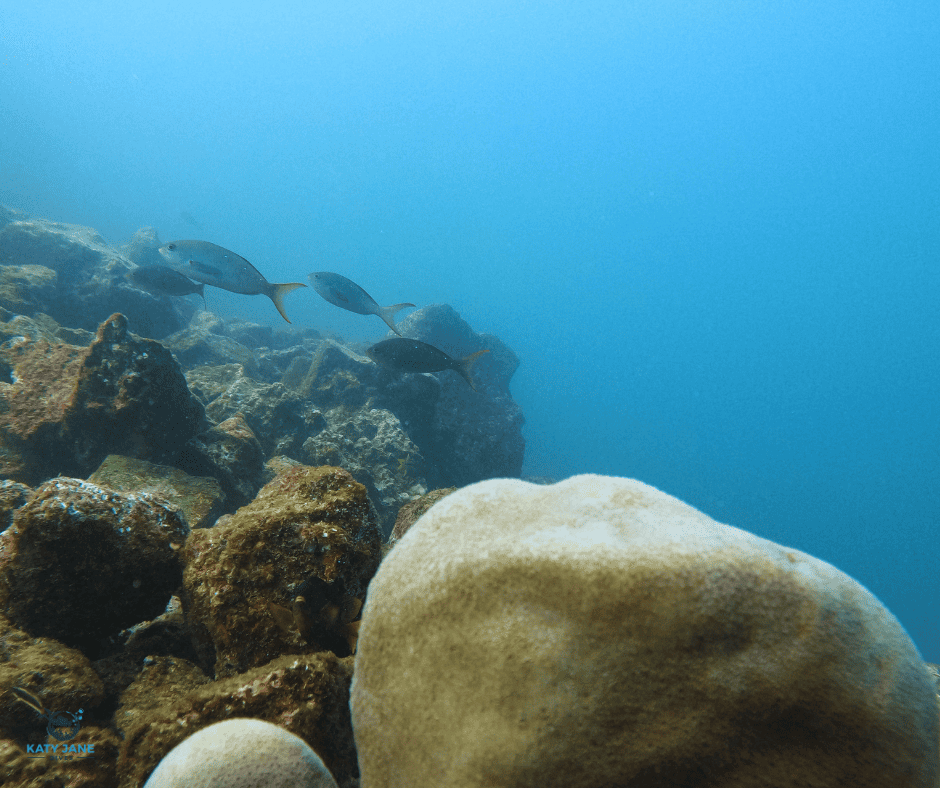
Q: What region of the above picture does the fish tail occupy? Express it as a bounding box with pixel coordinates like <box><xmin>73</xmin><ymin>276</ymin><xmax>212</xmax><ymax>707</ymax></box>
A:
<box><xmin>378</xmin><ymin>303</ymin><xmax>416</xmax><ymax>336</ymax></box>
<box><xmin>458</xmin><ymin>349</ymin><xmax>490</xmax><ymax>391</ymax></box>
<box><xmin>269</xmin><ymin>282</ymin><xmax>307</xmax><ymax>323</ymax></box>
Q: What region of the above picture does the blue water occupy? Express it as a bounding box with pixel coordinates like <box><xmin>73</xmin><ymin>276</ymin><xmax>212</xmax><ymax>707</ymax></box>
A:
<box><xmin>2</xmin><ymin>2</ymin><xmax>937</xmax><ymax>661</ymax></box>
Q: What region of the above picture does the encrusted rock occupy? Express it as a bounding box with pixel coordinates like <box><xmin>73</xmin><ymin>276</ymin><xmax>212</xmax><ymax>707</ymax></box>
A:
<box><xmin>2</xmin><ymin>477</ymin><xmax>188</xmax><ymax>655</ymax></box>
<box><xmin>352</xmin><ymin>474</ymin><xmax>939</xmax><ymax>788</ymax></box>
<box><xmin>118</xmin><ymin>653</ymin><xmax>355</xmax><ymax>788</ymax></box>
<box><xmin>0</xmin><ymin>313</ymin><xmax>206</xmax><ymax>485</ymax></box>
<box><xmin>186</xmin><ymin>363</ymin><xmax>320</xmax><ymax>458</ymax></box>
<box><xmin>181</xmin><ymin>465</ymin><xmax>382</xmax><ymax>677</ymax></box>
<box><xmin>176</xmin><ymin>412</ymin><xmax>266</xmax><ymax>510</ymax></box>
<box><xmin>303</xmin><ymin>408</ymin><xmax>427</xmax><ymax>536</ymax></box>
<box><xmin>0</xmin><ymin>264</ymin><xmax>57</xmax><ymax>316</ymax></box>
<box><xmin>88</xmin><ymin>454</ymin><xmax>225</xmax><ymax>529</ymax></box>
<box><xmin>162</xmin><ymin>312</ymin><xmax>259</xmax><ymax>374</ymax></box>
<box><xmin>0</xmin><ymin>613</ymin><xmax>105</xmax><ymax>729</ymax></box>
<box><xmin>0</xmin><ymin>219</ymin><xmax>185</xmax><ymax>337</ymax></box>
<box><xmin>388</xmin><ymin>487</ymin><xmax>456</xmax><ymax>549</ymax></box>
<box><xmin>0</xmin><ymin>479</ymin><xmax>31</xmax><ymax>531</ymax></box>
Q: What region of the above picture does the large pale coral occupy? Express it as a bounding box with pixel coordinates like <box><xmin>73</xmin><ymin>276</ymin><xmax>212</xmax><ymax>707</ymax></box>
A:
<box><xmin>351</xmin><ymin>474</ymin><xmax>939</xmax><ymax>788</ymax></box>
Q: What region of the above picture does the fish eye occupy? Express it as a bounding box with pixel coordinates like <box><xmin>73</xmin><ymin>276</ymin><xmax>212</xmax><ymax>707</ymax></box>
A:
<box><xmin>167</xmin><ymin>243</ymin><xmax>175</xmax><ymax>250</ymax></box>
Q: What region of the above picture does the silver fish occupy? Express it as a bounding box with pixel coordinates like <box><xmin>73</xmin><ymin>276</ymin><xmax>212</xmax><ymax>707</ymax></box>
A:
<box><xmin>159</xmin><ymin>240</ymin><xmax>305</xmax><ymax>323</ymax></box>
<box><xmin>310</xmin><ymin>271</ymin><xmax>414</xmax><ymax>336</ymax></box>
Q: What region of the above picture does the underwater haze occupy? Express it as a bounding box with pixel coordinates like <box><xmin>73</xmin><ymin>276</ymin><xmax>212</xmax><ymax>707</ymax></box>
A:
<box><xmin>1</xmin><ymin>1</ymin><xmax>938</xmax><ymax>659</ymax></box>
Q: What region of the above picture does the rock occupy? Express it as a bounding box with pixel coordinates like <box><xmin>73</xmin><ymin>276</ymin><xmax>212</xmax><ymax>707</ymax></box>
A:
<box><xmin>92</xmin><ymin>597</ymin><xmax>202</xmax><ymax>703</ymax></box>
<box><xmin>0</xmin><ymin>479</ymin><xmax>31</xmax><ymax>531</ymax></box>
<box><xmin>117</xmin><ymin>653</ymin><xmax>355</xmax><ymax>787</ymax></box>
<box><xmin>303</xmin><ymin>408</ymin><xmax>427</xmax><ymax>537</ymax></box>
<box><xmin>186</xmin><ymin>364</ymin><xmax>318</xmax><ymax>458</ymax></box>
<box><xmin>176</xmin><ymin>412</ymin><xmax>267</xmax><ymax>511</ymax></box>
<box><xmin>351</xmin><ymin>474</ymin><xmax>939</xmax><ymax>788</ymax></box>
<box><xmin>140</xmin><ymin>718</ymin><xmax>339</xmax><ymax>788</ymax></box>
<box><xmin>387</xmin><ymin>487</ymin><xmax>456</xmax><ymax>549</ymax></box>
<box><xmin>1</xmin><ymin>477</ymin><xmax>188</xmax><ymax>655</ymax></box>
<box><xmin>162</xmin><ymin>313</ymin><xmax>259</xmax><ymax>374</ymax></box>
<box><xmin>0</xmin><ymin>313</ymin><xmax>206</xmax><ymax>485</ymax></box>
<box><xmin>0</xmin><ymin>612</ymin><xmax>105</xmax><ymax>730</ymax></box>
<box><xmin>0</xmin><ymin>219</ymin><xmax>185</xmax><ymax>337</ymax></box>
<box><xmin>88</xmin><ymin>454</ymin><xmax>225</xmax><ymax>529</ymax></box>
<box><xmin>181</xmin><ymin>465</ymin><xmax>382</xmax><ymax>677</ymax></box>
<box><xmin>120</xmin><ymin>226</ymin><xmax>165</xmax><ymax>269</ymax></box>
<box><xmin>0</xmin><ymin>264</ymin><xmax>57</xmax><ymax>316</ymax></box>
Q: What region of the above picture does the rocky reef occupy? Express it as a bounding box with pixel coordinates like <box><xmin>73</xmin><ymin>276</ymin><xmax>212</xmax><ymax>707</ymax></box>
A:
<box><xmin>1</xmin><ymin>210</ymin><xmax>936</xmax><ymax>788</ymax></box>
<box><xmin>0</xmin><ymin>210</ymin><xmax>525</xmax><ymax>787</ymax></box>
<box><xmin>0</xmin><ymin>212</ymin><xmax>525</xmax><ymax>534</ymax></box>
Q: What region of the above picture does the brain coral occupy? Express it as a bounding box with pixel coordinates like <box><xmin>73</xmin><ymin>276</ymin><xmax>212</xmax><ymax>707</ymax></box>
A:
<box><xmin>142</xmin><ymin>718</ymin><xmax>338</xmax><ymax>788</ymax></box>
<box><xmin>350</xmin><ymin>474</ymin><xmax>939</xmax><ymax>788</ymax></box>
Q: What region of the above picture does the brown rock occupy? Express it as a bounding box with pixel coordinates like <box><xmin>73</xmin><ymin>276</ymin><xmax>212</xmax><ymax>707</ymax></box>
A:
<box><xmin>176</xmin><ymin>412</ymin><xmax>266</xmax><ymax>511</ymax></box>
<box><xmin>88</xmin><ymin>454</ymin><xmax>225</xmax><ymax>529</ymax></box>
<box><xmin>388</xmin><ymin>487</ymin><xmax>456</xmax><ymax>549</ymax></box>
<box><xmin>116</xmin><ymin>652</ymin><xmax>357</xmax><ymax>788</ymax></box>
<box><xmin>2</xmin><ymin>477</ymin><xmax>188</xmax><ymax>654</ymax></box>
<box><xmin>181</xmin><ymin>465</ymin><xmax>382</xmax><ymax>677</ymax></box>
<box><xmin>0</xmin><ymin>313</ymin><xmax>205</xmax><ymax>485</ymax></box>
<box><xmin>0</xmin><ymin>613</ymin><xmax>105</xmax><ymax>730</ymax></box>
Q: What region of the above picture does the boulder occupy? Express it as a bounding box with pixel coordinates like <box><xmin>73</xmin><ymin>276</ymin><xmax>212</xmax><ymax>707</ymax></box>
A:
<box><xmin>351</xmin><ymin>474</ymin><xmax>939</xmax><ymax>788</ymax></box>
<box><xmin>181</xmin><ymin>465</ymin><xmax>382</xmax><ymax>677</ymax></box>
<box><xmin>0</xmin><ymin>219</ymin><xmax>185</xmax><ymax>337</ymax></box>
<box><xmin>0</xmin><ymin>312</ymin><xmax>206</xmax><ymax>485</ymax></box>
<box><xmin>88</xmin><ymin>454</ymin><xmax>225</xmax><ymax>529</ymax></box>
<box><xmin>1</xmin><ymin>477</ymin><xmax>188</xmax><ymax>655</ymax></box>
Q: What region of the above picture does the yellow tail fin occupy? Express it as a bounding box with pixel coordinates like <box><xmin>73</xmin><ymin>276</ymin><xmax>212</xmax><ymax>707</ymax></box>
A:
<box><xmin>269</xmin><ymin>282</ymin><xmax>307</xmax><ymax>323</ymax></box>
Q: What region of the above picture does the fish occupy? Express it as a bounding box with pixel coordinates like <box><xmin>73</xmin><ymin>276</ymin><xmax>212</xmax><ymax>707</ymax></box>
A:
<box><xmin>366</xmin><ymin>338</ymin><xmax>489</xmax><ymax>391</ymax></box>
<box><xmin>126</xmin><ymin>264</ymin><xmax>206</xmax><ymax>306</ymax></box>
<box><xmin>158</xmin><ymin>240</ymin><xmax>306</xmax><ymax>323</ymax></box>
<box><xmin>309</xmin><ymin>271</ymin><xmax>414</xmax><ymax>336</ymax></box>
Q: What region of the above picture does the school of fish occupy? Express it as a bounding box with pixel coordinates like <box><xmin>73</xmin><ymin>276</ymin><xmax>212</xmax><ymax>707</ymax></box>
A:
<box><xmin>130</xmin><ymin>240</ymin><xmax>489</xmax><ymax>389</ymax></box>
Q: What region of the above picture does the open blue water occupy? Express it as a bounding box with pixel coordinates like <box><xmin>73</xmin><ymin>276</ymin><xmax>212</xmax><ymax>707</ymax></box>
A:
<box><xmin>2</xmin><ymin>1</ymin><xmax>937</xmax><ymax>661</ymax></box>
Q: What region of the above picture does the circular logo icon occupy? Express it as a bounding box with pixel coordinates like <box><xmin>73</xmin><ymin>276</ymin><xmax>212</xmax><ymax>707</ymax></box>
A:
<box><xmin>46</xmin><ymin>710</ymin><xmax>82</xmax><ymax>741</ymax></box>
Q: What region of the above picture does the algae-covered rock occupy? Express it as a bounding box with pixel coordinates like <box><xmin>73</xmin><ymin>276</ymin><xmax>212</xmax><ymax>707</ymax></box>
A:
<box><xmin>176</xmin><ymin>411</ymin><xmax>267</xmax><ymax>511</ymax></box>
<box><xmin>181</xmin><ymin>465</ymin><xmax>382</xmax><ymax>677</ymax></box>
<box><xmin>351</xmin><ymin>474</ymin><xmax>939</xmax><ymax>788</ymax></box>
<box><xmin>119</xmin><ymin>654</ymin><xmax>354</xmax><ymax>788</ymax></box>
<box><xmin>88</xmin><ymin>454</ymin><xmax>225</xmax><ymax>529</ymax></box>
<box><xmin>0</xmin><ymin>313</ymin><xmax>206</xmax><ymax>485</ymax></box>
<box><xmin>387</xmin><ymin>486</ymin><xmax>456</xmax><ymax>550</ymax></box>
<box><xmin>2</xmin><ymin>477</ymin><xmax>188</xmax><ymax>655</ymax></box>
<box><xmin>0</xmin><ymin>613</ymin><xmax>105</xmax><ymax>729</ymax></box>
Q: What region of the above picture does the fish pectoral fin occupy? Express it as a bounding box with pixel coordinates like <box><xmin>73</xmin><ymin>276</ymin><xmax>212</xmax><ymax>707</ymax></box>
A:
<box><xmin>269</xmin><ymin>282</ymin><xmax>307</xmax><ymax>323</ymax></box>
<box><xmin>189</xmin><ymin>260</ymin><xmax>223</xmax><ymax>276</ymax></box>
